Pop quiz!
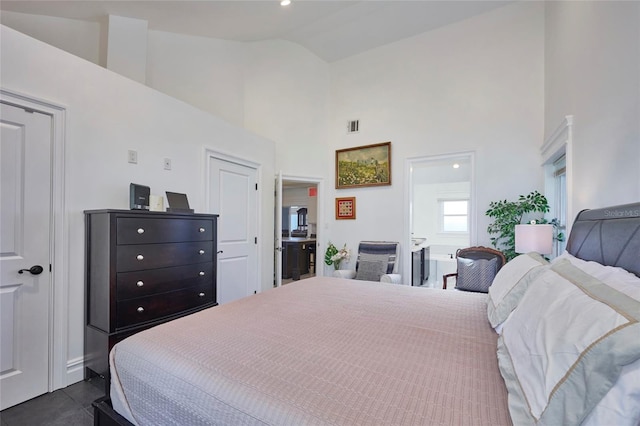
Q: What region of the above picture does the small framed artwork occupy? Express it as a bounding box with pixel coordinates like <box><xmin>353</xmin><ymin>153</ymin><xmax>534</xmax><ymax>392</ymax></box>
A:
<box><xmin>336</xmin><ymin>141</ymin><xmax>391</xmax><ymax>189</ymax></box>
<box><xmin>336</xmin><ymin>197</ymin><xmax>356</xmax><ymax>220</ymax></box>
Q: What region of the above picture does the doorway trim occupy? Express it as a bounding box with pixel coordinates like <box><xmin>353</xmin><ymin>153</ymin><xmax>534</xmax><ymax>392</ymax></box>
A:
<box><xmin>404</xmin><ymin>151</ymin><xmax>476</xmax><ymax>285</ymax></box>
<box><xmin>280</xmin><ymin>174</ymin><xmax>325</xmax><ymax>279</ymax></box>
<box><xmin>1</xmin><ymin>88</ymin><xmax>68</xmax><ymax>391</ymax></box>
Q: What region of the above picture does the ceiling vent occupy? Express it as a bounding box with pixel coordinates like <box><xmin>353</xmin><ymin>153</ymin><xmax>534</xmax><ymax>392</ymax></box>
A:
<box><xmin>347</xmin><ymin>120</ymin><xmax>359</xmax><ymax>133</ymax></box>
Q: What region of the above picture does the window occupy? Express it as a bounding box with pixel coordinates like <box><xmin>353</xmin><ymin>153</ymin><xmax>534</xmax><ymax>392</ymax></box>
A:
<box><xmin>553</xmin><ymin>155</ymin><xmax>567</xmax><ymax>254</ymax></box>
<box><xmin>440</xmin><ymin>199</ymin><xmax>469</xmax><ymax>233</ymax></box>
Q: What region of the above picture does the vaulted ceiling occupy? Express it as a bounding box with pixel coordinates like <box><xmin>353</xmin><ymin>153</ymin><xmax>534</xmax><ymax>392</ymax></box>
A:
<box><xmin>1</xmin><ymin>0</ymin><xmax>512</xmax><ymax>62</ymax></box>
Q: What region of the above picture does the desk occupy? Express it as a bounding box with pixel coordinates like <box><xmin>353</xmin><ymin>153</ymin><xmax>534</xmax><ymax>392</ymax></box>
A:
<box><xmin>282</xmin><ymin>238</ymin><xmax>316</xmax><ymax>280</ymax></box>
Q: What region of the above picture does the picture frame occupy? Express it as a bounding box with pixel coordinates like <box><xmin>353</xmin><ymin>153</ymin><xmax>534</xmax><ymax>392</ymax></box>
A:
<box><xmin>336</xmin><ymin>141</ymin><xmax>391</xmax><ymax>189</ymax></box>
<box><xmin>335</xmin><ymin>197</ymin><xmax>356</xmax><ymax>220</ymax></box>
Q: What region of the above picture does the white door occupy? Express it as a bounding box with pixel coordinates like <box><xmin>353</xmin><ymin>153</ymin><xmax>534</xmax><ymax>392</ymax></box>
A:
<box><xmin>0</xmin><ymin>103</ymin><xmax>52</xmax><ymax>410</ymax></box>
<box><xmin>208</xmin><ymin>157</ymin><xmax>258</xmax><ymax>304</ymax></box>
<box><xmin>274</xmin><ymin>172</ymin><xmax>283</xmax><ymax>287</ymax></box>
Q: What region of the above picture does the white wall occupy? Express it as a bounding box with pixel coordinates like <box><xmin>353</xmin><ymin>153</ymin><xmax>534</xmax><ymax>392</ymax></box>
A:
<box><xmin>545</xmin><ymin>1</ymin><xmax>640</xmax><ymax>217</ymax></box>
<box><xmin>244</xmin><ymin>40</ymin><xmax>330</xmax><ymax>175</ymax></box>
<box><xmin>326</xmin><ymin>2</ymin><xmax>545</xmax><ymax>278</ymax></box>
<box><xmin>1</xmin><ymin>25</ymin><xmax>275</xmax><ymax>385</ymax></box>
<box><xmin>0</xmin><ymin>11</ymin><xmax>101</xmax><ymax>65</ymax></box>
<box><xmin>146</xmin><ymin>30</ymin><xmax>247</xmax><ymax>127</ymax></box>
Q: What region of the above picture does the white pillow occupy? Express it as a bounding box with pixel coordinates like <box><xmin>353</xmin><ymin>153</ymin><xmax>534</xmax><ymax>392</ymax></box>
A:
<box><xmin>486</xmin><ymin>252</ymin><xmax>548</xmax><ymax>328</ymax></box>
<box><xmin>553</xmin><ymin>251</ymin><xmax>640</xmax><ymax>300</ymax></box>
<box><xmin>497</xmin><ymin>259</ymin><xmax>640</xmax><ymax>425</ymax></box>
<box><xmin>553</xmin><ymin>251</ymin><xmax>640</xmax><ymax>426</ymax></box>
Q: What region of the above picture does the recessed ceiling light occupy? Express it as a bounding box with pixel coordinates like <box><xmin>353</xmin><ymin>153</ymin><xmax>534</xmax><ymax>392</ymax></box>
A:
<box><xmin>281</xmin><ymin>0</ymin><xmax>291</xmax><ymax>6</ymax></box>
<box><xmin>453</xmin><ymin>163</ymin><xmax>460</xmax><ymax>169</ymax></box>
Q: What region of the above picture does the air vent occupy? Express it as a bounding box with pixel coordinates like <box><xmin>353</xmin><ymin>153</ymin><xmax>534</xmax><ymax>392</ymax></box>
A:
<box><xmin>347</xmin><ymin>120</ymin><xmax>359</xmax><ymax>133</ymax></box>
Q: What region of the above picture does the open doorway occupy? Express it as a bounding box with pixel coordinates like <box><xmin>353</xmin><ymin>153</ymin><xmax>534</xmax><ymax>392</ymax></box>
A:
<box><xmin>275</xmin><ymin>176</ymin><xmax>322</xmax><ymax>286</ymax></box>
<box><xmin>408</xmin><ymin>152</ymin><xmax>475</xmax><ymax>289</ymax></box>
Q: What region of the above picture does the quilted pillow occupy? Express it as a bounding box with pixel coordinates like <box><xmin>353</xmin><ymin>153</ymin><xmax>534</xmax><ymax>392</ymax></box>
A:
<box><xmin>455</xmin><ymin>257</ymin><xmax>498</xmax><ymax>293</ymax></box>
<box><xmin>498</xmin><ymin>259</ymin><xmax>640</xmax><ymax>425</ymax></box>
<box><xmin>355</xmin><ymin>259</ymin><xmax>388</xmax><ymax>282</ymax></box>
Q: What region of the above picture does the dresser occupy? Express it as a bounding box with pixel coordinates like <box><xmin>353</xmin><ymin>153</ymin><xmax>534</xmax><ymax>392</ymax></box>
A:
<box><xmin>84</xmin><ymin>209</ymin><xmax>218</xmax><ymax>382</ymax></box>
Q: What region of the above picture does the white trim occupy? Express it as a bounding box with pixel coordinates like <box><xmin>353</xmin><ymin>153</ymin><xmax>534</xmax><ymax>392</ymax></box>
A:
<box><xmin>541</xmin><ymin>115</ymin><xmax>574</xmax><ymax>230</ymax></box>
<box><xmin>541</xmin><ymin>115</ymin><xmax>573</xmax><ymax>164</ymax></box>
<box><xmin>1</xmin><ymin>88</ymin><xmax>68</xmax><ymax>391</ymax></box>
<box><xmin>404</xmin><ymin>151</ymin><xmax>476</xmax><ymax>286</ymax></box>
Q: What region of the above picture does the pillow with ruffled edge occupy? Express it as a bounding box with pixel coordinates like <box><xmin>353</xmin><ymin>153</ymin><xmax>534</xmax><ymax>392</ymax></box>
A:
<box><xmin>487</xmin><ymin>252</ymin><xmax>548</xmax><ymax>328</ymax></box>
<box><xmin>498</xmin><ymin>259</ymin><xmax>640</xmax><ymax>425</ymax></box>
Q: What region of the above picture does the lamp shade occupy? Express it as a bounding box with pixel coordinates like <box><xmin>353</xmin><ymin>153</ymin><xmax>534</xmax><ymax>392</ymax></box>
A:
<box><xmin>515</xmin><ymin>224</ymin><xmax>553</xmax><ymax>254</ymax></box>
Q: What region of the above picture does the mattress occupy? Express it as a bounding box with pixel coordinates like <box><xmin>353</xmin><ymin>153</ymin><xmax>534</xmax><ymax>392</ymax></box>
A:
<box><xmin>110</xmin><ymin>277</ymin><xmax>511</xmax><ymax>425</ymax></box>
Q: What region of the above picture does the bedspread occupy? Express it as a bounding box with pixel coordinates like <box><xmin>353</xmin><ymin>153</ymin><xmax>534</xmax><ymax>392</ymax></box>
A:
<box><xmin>110</xmin><ymin>277</ymin><xmax>510</xmax><ymax>425</ymax></box>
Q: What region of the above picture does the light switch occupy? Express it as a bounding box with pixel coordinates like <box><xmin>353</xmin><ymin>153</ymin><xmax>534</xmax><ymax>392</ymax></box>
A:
<box><xmin>128</xmin><ymin>150</ymin><xmax>138</xmax><ymax>164</ymax></box>
<box><xmin>164</xmin><ymin>158</ymin><xmax>172</xmax><ymax>170</ymax></box>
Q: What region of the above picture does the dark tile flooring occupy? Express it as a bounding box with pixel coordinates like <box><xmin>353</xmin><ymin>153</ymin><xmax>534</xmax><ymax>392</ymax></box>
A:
<box><xmin>1</xmin><ymin>377</ymin><xmax>105</xmax><ymax>426</ymax></box>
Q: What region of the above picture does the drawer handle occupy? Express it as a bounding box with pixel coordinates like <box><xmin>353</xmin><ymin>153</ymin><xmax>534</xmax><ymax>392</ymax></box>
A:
<box><xmin>199</xmin><ymin>249</ymin><xmax>205</xmax><ymax>255</ymax></box>
<box><xmin>137</xmin><ymin>307</ymin><xmax>144</xmax><ymax>313</ymax></box>
<box><xmin>199</xmin><ymin>227</ymin><xmax>205</xmax><ymax>233</ymax></box>
<box><xmin>137</xmin><ymin>228</ymin><xmax>145</xmax><ymax>234</ymax></box>
<box><xmin>136</xmin><ymin>254</ymin><xmax>144</xmax><ymax>261</ymax></box>
<box><xmin>199</xmin><ymin>292</ymin><xmax>205</xmax><ymax>297</ymax></box>
<box><xmin>136</xmin><ymin>280</ymin><xmax>144</xmax><ymax>287</ymax></box>
<box><xmin>199</xmin><ymin>271</ymin><xmax>205</xmax><ymax>276</ymax></box>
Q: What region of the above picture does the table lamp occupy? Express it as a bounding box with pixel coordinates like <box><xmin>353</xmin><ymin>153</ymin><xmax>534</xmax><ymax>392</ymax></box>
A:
<box><xmin>515</xmin><ymin>223</ymin><xmax>553</xmax><ymax>254</ymax></box>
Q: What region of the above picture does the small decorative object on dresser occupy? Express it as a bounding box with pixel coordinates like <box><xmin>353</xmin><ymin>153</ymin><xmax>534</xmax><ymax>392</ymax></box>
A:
<box><xmin>84</xmin><ymin>209</ymin><xmax>218</xmax><ymax>391</ymax></box>
<box><xmin>129</xmin><ymin>183</ymin><xmax>150</xmax><ymax>210</ymax></box>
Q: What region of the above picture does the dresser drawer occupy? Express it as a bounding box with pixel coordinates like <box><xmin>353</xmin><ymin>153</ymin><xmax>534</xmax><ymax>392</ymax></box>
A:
<box><xmin>117</xmin><ymin>285</ymin><xmax>214</xmax><ymax>329</ymax></box>
<box><xmin>117</xmin><ymin>218</ymin><xmax>214</xmax><ymax>245</ymax></box>
<box><xmin>116</xmin><ymin>241</ymin><xmax>213</xmax><ymax>272</ymax></box>
<box><xmin>116</xmin><ymin>262</ymin><xmax>214</xmax><ymax>300</ymax></box>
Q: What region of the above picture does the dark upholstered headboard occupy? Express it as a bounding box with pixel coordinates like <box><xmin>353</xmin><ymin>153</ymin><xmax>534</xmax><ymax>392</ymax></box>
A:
<box><xmin>566</xmin><ymin>202</ymin><xmax>640</xmax><ymax>277</ymax></box>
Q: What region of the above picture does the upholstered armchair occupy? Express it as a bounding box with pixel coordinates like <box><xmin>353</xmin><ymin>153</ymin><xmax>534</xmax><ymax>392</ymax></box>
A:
<box><xmin>333</xmin><ymin>241</ymin><xmax>401</xmax><ymax>284</ymax></box>
<box><xmin>443</xmin><ymin>246</ymin><xmax>506</xmax><ymax>292</ymax></box>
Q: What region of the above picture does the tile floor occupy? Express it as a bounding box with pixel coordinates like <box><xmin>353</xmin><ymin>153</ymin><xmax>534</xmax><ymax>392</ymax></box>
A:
<box><xmin>1</xmin><ymin>377</ymin><xmax>105</xmax><ymax>426</ymax></box>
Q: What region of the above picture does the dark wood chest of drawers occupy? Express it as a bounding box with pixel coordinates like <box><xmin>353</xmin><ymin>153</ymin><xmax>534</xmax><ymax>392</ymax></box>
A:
<box><xmin>84</xmin><ymin>209</ymin><xmax>218</xmax><ymax>380</ymax></box>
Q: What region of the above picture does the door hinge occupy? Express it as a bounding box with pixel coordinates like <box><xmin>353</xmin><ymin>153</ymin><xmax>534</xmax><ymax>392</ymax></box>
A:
<box><xmin>255</xmin><ymin>183</ymin><xmax>258</xmax><ymax>190</ymax></box>
<box><xmin>49</xmin><ymin>264</ymin><xmax>52</xmax><ymax>272</ymax></box>
<box><xmin>254</xmin><ymin>237</ymin><xmax>258</xmax><ymax>244</ymax></box>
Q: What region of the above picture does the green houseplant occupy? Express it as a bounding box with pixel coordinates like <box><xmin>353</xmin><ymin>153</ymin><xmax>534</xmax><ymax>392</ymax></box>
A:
<box><xmin>485</xmin><ymin>191</ymin><xmax>550</xmax><ymax>261</ymax></box>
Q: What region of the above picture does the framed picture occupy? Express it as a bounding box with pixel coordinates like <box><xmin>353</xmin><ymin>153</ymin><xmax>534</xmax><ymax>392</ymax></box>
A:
<box><xmin>336</xmin><ymin>141</ymin><xmax>391</xmax><ymax>189</ymax></box>
<box><xmin>335</xmin><ymin>197</ymin><xmax>356</xmax><ymax>220</ymax></box>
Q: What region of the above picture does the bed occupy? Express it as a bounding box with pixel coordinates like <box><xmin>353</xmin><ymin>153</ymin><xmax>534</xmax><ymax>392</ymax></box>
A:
<box><xmin>95</xmin><ymin>203</ymin><xmax>640</xmax><ymax>425</ymax></box>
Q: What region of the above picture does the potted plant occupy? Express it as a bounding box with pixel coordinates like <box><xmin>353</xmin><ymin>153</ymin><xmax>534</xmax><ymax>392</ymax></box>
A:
<box><xmin>324</xmin><ymin>242</ymin><xmax>351</xmax><ymax>270</ymax></box>
<box><xmin>486</xmin><ymin>191</ymin><xmax>554</xmax><ymax>261</ymax></box>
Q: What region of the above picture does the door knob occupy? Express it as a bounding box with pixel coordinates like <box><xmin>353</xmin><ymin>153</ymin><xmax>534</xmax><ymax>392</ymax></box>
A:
<box><xmin>18</xmin><ymin>265</ymin><xmax>44</xmax><ymax>275</ymax></box>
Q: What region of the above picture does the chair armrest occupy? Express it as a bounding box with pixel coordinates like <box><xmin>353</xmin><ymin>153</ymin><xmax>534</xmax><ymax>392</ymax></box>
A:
<box><xmin>332</xmin><ymin>270</ymin><xmax>356</xmax><ymax>279</ymax></box>
<box><xmin>443</xmin><ymin>273</ymin><xmax>457</xmax><ymax>289</ymax></box>
<box><xmin>380</xmin><ymin>273</ymin><xmax>402</xmax><ymax>284</ymax></box>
